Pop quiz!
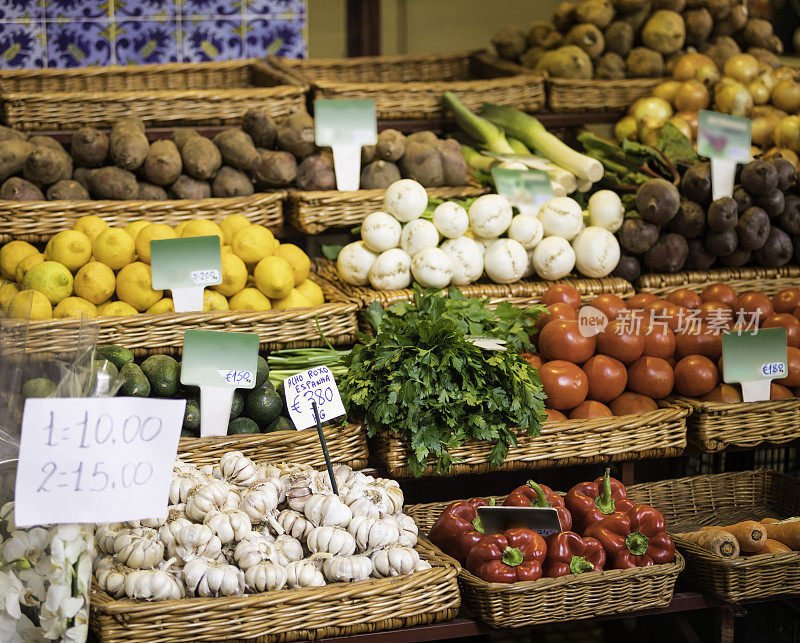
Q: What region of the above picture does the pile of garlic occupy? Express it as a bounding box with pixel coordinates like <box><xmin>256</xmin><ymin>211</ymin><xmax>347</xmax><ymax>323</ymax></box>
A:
<box><xmin>92</xmin><ymin>453</ymin><xmax>429</xmax><ymax>601</ymax></box>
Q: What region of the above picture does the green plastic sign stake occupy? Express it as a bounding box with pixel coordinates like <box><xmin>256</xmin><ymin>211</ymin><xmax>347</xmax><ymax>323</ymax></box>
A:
<box><xmin>697</xmin><ymin>110</ymin><xmax>752</xmax><ymax>201</ymax></box>
<box><xmin>150</xmin><ymin>236</ymin><xmax>222</xmax><ymax>312</ymax></box>
<box><xmin>491</xmin><ymin>167</ymin><xmax>554</xmax><ymax>215</ymax></box>
<box><xmin>314</xmin><ymin>99</ymin><xmax>377</xmax><ymax>192</ymax></box>
<box><xmin>180</xmin><ymin>330</ymin><xmax>259</xmax><ymax>437</ymax></box>
<box><xmin>722</xmin><ymin>327</ymin><xmax>787</xmax><ymax>402</ymax></box>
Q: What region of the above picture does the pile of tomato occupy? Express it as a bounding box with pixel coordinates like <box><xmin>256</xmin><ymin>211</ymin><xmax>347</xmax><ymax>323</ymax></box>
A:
<box><xmin>526</xmin><ymin>283</ymin><xmax>800</xmax><ymax>420</ymax></box>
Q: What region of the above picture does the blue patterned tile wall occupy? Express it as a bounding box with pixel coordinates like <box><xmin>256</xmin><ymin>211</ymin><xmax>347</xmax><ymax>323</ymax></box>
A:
<box><xmin>0</xmin><ymin>0</ymin><xmax>306</xmax><ymax>68</ymax></box>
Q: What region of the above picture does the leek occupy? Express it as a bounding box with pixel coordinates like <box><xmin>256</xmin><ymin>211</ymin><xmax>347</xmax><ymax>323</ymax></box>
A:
<box><xmin>443</xmin><ymin>92</ymin><xmax>516</xmax><ymax>155</ymax></box>
<box><xmin>508</xmin><ymin>137</ymin><xmax>531</xmax><ymax>155</ymax></box>
<box><xmin>459</xmin><ymin>143</ymin><xmax>496</xmax><ymax>173</ymax></box>
<box><xmin>480</xmin><ymin>103</ymin><xmax>604</xmax><ymax>183</ymax></box>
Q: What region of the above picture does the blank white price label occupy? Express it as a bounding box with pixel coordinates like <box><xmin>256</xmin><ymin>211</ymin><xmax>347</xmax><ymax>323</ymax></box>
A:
<box><xmin>283</xmin><ymin>366</ymin><xmax>346</xmax><ymax>430</ymax></box>
<box><xmin>14</xmin><ymin>397</ymin><xmax>186</xmax><ymax>527</ymax></box>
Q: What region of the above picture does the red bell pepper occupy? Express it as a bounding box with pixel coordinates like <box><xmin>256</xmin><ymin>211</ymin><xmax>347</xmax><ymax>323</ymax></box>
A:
<box><xmin>584</xmin><ymin>504</ymin><xmax>676</xmax><ymax>569</ymax></box>
<box><xmin>503</xmin><ymin>480</ymin><xmax>573</xmax><ymax>531</ymax></box>
<box><xmin>544</xmin><ymin>531</ymin><xmax>606</xmax><ymax>578</ymax></box>
<box><xmin>428</xmin><ymin>498</ymin><xmax>491</xmax><ymax>563</ymax></box>
<box><xmin>565</xmin><ymin>468</ymin><xmax>635</xmax><ymax>532</ymax></box>
<box><xmin>466</xmin><ymin>527</ymin><xmax>547</xmax><ymax>583</ymax></box>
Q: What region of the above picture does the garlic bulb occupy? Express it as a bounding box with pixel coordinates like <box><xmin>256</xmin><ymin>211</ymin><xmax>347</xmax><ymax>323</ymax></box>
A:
<box><xmin>172</xmin><ymin>524</ymin><xmax>222</xmax><ymax>564</ymax></box>
<box><xmin>95</xmin><ymin>523</ymin><xmax>125</xmax><ymax>555</ymax></box>
<box><xmin>239</xmin><ymin>481</ymin><xmax>281</xmax><ymax>523</ymax></box>
<box><xmin>304</xmin><ymin>494</ymin><xmax>353</xmax><ymax>528</ymax></box>
<box><xmin>124</xmin><ymin>561</ymin><xmax>185</xmax><ymax>601</ymax></box>
<box><xmin>271</xmin><ymin>534</ymin><xmax>304</xmax><ymax>566</ymax></box>
<box><xmin>322</xmin><ymin>555</ymin><xmax>373</xmax><ymax>583</ymax></box>
<box><xmin>158</xmin><ymin>508</ymin><xmax>193</xmax><ymax>551</ymax></box>
<box><xmin>203</xmin><ymin>508</ymin><xmax>251</xmax><ymax>544</ymax></box>
<box><xmin>285</xmin><ymin>559</ymin><xmax>326</xmax><ymax>588</ymax></box>
<box><xmin>286</xmin><ymin>471</ymin><xmax>330</xmax><ymax>511</ymax></box>
<box><xmin>415</xmin><ymin>559</ymin><xmax>432</xmax><ymax>572</ymax></box>
<box><xmin>125</xmin><ymin>515</ymin><xmax>167</xmax><ymax>529</ymax></box>
<box><xmin>218</xmin><ymin>451</ymin><xmax>262</xmax><ymax>487</ymax></box>
<box><xmin>347</xmin><ymin>515</ymin><xmax>401</xmax><ymax>552</ymax></box>
<box><xmin>170</xmin><ymin>472</ymin><xmax>203</xmax><ymax>505</ymax></box>
<box><xmin>233</xmin><ymin>532</ymin><xmax>276</xmax><ymax>570</ymax></box>
<box><xmin>343</xmin><ymin>485</ymin><xmax>397</xmax><ymax>519</ymax></box>
<box><xmin>393</xmin><ymin>514</ymin><xmax>419</xmax><ymax>548</ymax></box>
<box><xmin>244</xmin><ymin>561</ymin><xmax>287</xmax><ymax>593</ymax></box>
<box><xmin>184</xmin><ymin>557</ymin><xmax>245</xmax><ymax>597</ymax></box>
<box><xmin>307</xmin><ymin>526</ymin><xmax>356</xmax><ymax>556</ymax></box>
<box><xmin>276</xmin><ymin>509</ymin><xmax>314</xmax><ymax>541</ymax></box>
<box><xmin>369</xmin><ymin>478</ymin><xmax>404</xmax><ymax>513</ymax></box>
<box><xmin>114</xmin><ymin>528</ymin><xmax>165</xmax><ymax>569</ymax></box>
<box><xmin>370</xmin><ymin>546</ymin><xmax>420</xmax><ymax>578</ymax></box>
<box><xmin>96</xmin><ymin>560</ymin><xmax>134</xmax><ymax>598</ymax></box>
<box><xmin>186</xmin><ymin>480</ymin><xmax>240</xmax><ymax>521</ymax></box>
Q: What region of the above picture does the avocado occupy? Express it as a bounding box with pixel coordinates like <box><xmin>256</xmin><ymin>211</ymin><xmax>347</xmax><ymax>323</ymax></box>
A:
<box><xmin>94</xmin><ymin>344</ymin><xmax>134</xmax><ymax>370</ymax></box>
<box><xmin>245</xmin><ymin>386</ymin><xmax>283</xmax><ymax>428</ymax></box>
<box><xmin>183</xmin><ymin>398</ymin><xmax>200</xmax><ymax>432</ymax></box>
<box><xmin>22</xmin><ymin>377</ymin><xmax>56</xmax><ymax>399</ymax></box>
<box><xmin>88</xmin><ymin>359</ymin><xmax>119</xmax><ymax>396</ymax></box>
<box><xmin>230</xmin><ymin>390</ymin><xmax>244</xmax><ymax>420</ymax></box>
<box><xmin>264</xmin><ymin>416</ymin><xmax>294</xmax><ymax>433</ymax></box>
<box><xmin>228</xmin><ymin>417</ymin><xmax>260</xmax><ymax>435</ymax></box>
<box><xmin>254</xmin><ymin>356</ymin><xmax>269</xmax><ymax>387</ymax></box>
<box><xmin>118</xmin><ymin>362</ymin><xmax>150</xmax><ymax>397</ymax></box>
<box><xmin>181</xmin><ymin>426</ymin><xmax>199</xmax><ymax>438</ymax></box>
<box><xmin>141</xmin><ymin>354</ymin><xmax>181</xmax><ymax>398</ymax></box>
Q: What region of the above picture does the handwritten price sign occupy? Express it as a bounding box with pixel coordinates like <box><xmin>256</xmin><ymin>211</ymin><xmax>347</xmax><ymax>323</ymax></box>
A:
<box><xmin>192</xmin><ymin>269</ymin><xmax>221</xmax><ymax>285</ymax></box>
<box><xmin>283</xmin><ymin>366</ymin><xmax>346</xmax><ymax>430</ymax></box>
<box><xmin>14</xmin><ymin>397</ymin><xmax>185</xmax><ymax>527</ymax></box>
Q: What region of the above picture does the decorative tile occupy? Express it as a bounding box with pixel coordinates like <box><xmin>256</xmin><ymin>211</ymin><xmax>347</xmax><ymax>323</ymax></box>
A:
<box><xmin>247</xmin><ymin>0</ymin><xmax>305</xmax><ymax>18</ymax></box>
<box><xmin>182</xmin><ymin>19</ymin><xmax>243</xmax><ymax>62</ymax></box>
<box><xmin>0</xmin><ymin>0</ymin><xmax>43</xmax><ymax>22</ymax></box>
<box><xmin>47</xmin><ymin>20</ymin><xmax>112</xmax><ymax>68</ymax></box>
<box><xmin>116</xmin><ymin>20</ymin><xmax>178</xmax><ymax>65</ymax></box>
<box><xmin>115</xmin><ymin>0</ymin><xmax>177</xmax><ymax>18</ymax></box>
<box><xmin>245</xmin><ymin>18</ymin><xmax>304</xmax><ymax>59</ymax></box>
<box><xmin>0</xmin><ymin>21</ymin><xmax>45</xmax><ymax>68</ymax></box>
<box><xmin>44</xmin><ymin>0</ymin><xmax>108</xmax><ymax>21</ymax></box>
<box><xmin>181</xmin><ymin>0</ymin><xmax>243</xmax><ymax>17</ymax></box>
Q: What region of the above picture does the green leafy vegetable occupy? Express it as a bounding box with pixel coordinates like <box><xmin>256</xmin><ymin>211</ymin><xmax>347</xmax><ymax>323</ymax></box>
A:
<box><xmin>656</xmin><ymin>122</ymin><xmax>698</xmax><ymax>164</ymax></box>
<box><xmin>321</xmin><ymin>244</ymin><xmax>343</xmax><ymax>261</ymax></box>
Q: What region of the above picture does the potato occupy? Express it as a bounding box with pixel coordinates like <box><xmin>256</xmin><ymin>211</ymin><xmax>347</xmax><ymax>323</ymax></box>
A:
<box><xmin>252</xmin><ymin>150</ymin><xmax>297</xmax><ymax>187</ymax></box>
<box><xmin>29</xmin><ymin>135</ymin><xmax>66</xmax><ymax>152</ymax></box>
<box><xmin>0</xmin><ymin>125</ymin><xmax>26</xmax><ymax>142</ymax></box>
<box><xmin>406</xmin><ymin>131</ymin><xmax>439</xmax><ymax>146</ymax></box>
<box><xmin>144</xmin><ymin>139</ymin><xmax>182</xmax><ymax>186</ymax></box>
<box><xmin>537</xmin><ymin>46</ymin><xmax>594</xmax><ymax>79</ymax></box>
<box><xmin>376</xmin><ymin>129</ymin><xmax>406</xmax><ymax>163</ymax></box>
<box><xmin>0</xmin><ymin>139</ymin><xmax>33</xmax><ymax>181</ymax></box>
<box><xmin>604</xmin><ymin>21</ymin><xmax>635</xmax><ymax>56</ymax></box>
<box><xmin>702</xmin><ymin>36</ymin><xmax>740</xmax><ymax>71</ymax></box>
<box><xmin>23</xmin><ymin>146</ymin><xmax>69</xmax><ymax>186</ymax></box>
<box><xmin>211</xmin><ymin>166</ymin><xmax>255</xmax><ymax>198</ymax></box>
<box><xmin>685</xmin><ymin>9</ymin><xmax>713</xmax><ymax>46</ymax></box>
<box><xmin>642</xmin><ymin>10</ymin><xmax>686</xmax><ymax>55</ymax></box>
<box><xmin>520</xmin><ymin>47</ymin><xmax>547</xmax><ymax>69</ymax></box>
<box><xmin>46</xmin><ymin>180</ymin><xmax>89</xmax><ymax>201</ymax></box>
<box><xmin>71</xmin><ymin>127</ymin><xmax>109</xmax><ymax>168</ymax></box>
<box><xmin>296</xmin><ymin>152</ymin><xmax>335</xmax><ymax>191</ymax></box>
<box><xmin>528</xmin><ymin>21</ymin><xmax>562</xmax><ymax>49</ymax></box>
<box><xmin>492</xmin><ymin>27</ymin><xmax>527</xmax><ymax>60</ymax></box>
<box><xmin>626</xmin><ymin>47</ymin><xmax>665</xmax><ymax>78</ymax></box>
<box><xmin>361</xmin><ymin>145</ymin><xmax>377</xmax><ymax>165</ymax></box>
<box><xmin>596</xmin><ymin>52</ymin><xmax>626</xmax><ymax>79</ymax></box>
<box><xmin>437</xmin><ymin>138</ymin><xmax>468</xmax><ymax>186</ymax></box>
<box><xmin>276</xmin><ymin>112</ymin><xmax>316</xmax><ymax>158</ymax></box>
<box><xmin>0</xmin><ymin>177</ymin><xmax>43</xmax><ymax>201</ymax></box>
<box><xmin>87</xmin><ymin>166</ymin><xmax>138</xmax><ymax>200</ymax></box>
<box><xmin>180</xmin><ymin>135</ymin><xmax>221</xmax><ymax>180</ymax></box>
<box><xmin>137</xmin><ymin>182</ymin><xmax>168</xmax><ymax>200</ymax></box>
<box><xmin>172</xmin><ymin>128</ymin><xmax>199</xmax><ymax>151</ymax></box>
<box><xmin>552</xmin><ymin>1</ymin><xmax>576</xmax><ymax>32</ymax></box>
<box><xmin>109</xmin><ymin>117</ymin><xmax>149</xmax><ymax>171</ymax></box>
<box><xmin>360</xmin><ymin>161</ymin><xmax>401</xmax><ymax>189</ymax></box>
<box><xmin>618</xmin><ymin>1</ymin><xmax>652</xmax><ymax>31</ymax></box>
<box><xmin>574</xmin><ymin>0</ymin><xmax>614</xmax><ymax>28</ymax></box>
<box><xmin>212</xmin><ymin>129</ymin><xmax>259</xmax><ymax>172</ymax></box>
<box><xmin>72</xmin><ymin>167</ymin><xmax>90</xmax><ymax>190</ymax></box>
<box><xmin>241</xmin><ymin>108</ymin><xmax>277</xmax><ymax>148</ymax></box>
<box><xmin>399</xmin><ymin>142</ymin><xmax>444</xmax><ymax>187</ymax></box>
<box><xmin>169</xmin><ymin>174</ymin><xmax>212</xmax><ymax>200</ymax></box>
<box><xmin>565</xmin><ymin>24</ymin><xmax>605</xmax><ymax>59</ymax></box>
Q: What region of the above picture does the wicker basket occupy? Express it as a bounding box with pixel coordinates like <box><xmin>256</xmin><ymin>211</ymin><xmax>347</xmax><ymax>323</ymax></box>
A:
<box><xmin>628</xmin><ymin>470</ymin><xmax>800</xmax><ymax>602</ymax></box>
<box><xmin>90</xmin><ymin>538</ymin><xmax>460</xmax><ymax>642</ymax></box>
<box><xmin>287</xmin><ymin>184</ymin><xmax>488</xmax><ymax>235</ymax></box>
<box><xmin>667</xmin><ymin>397</ymin><xmax>800</xmax><ymax>453</ymax></box>
<box><xmin>546</xmin><ymin>76</ymin><xmax>662</xmax><ymax>112</ymax></box>
<box><xmin>370</xmin><ymin>406</ymin><xmax>688</xmax><ymax>478</ymax></box>
<box><xmin>0</xmin><ymin>59</ymin><xmax>306</xmax><ymax>130</ymax></box>
<box><xmin>637</xmin><ymin>266</ymin><xmax>800</xmax><ymax>298</ymax></box>
<box><xmin>268</xmin><ymin>51</ymin><xmax>545</xmax><ymax>120</ymax></box>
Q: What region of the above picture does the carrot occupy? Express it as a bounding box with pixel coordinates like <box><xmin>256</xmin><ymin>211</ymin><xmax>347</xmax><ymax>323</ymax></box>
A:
<box><xmin>747</xmin><ymin>539</ymin><xmax>792</xmax><ymax>555</ymax></box>
<box><xmin>763</xmin><ymin>517</ymin><xmax>800</xmax><ymax>549</ymax></box>
<box><xmin>700</xmin><ymin>521</ymin><xmax>766</xmax><ymax>552</ymax></box>
<box><xmin>677</xmin><ymin>529</ymin><xmax>740</xmax><ymax>559</ymax></box>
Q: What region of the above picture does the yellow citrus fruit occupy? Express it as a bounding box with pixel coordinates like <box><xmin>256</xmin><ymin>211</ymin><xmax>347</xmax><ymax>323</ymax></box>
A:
<box><xmin>135</xmin><ymin>223</ymin><xmax>176</xmax><ymax>264</ymax></box>
<box><xmin>254</xmin><ymin>255</ymin><xmax>293</xmax><ymax>299</ymax></box>
<box><xmin>72</xmin><ymin>215</ymin><xmax>108</xmax><ymax>242</ymax></box>
<box><xmin>212</xmin><ymin>252</ymin><xmax>248</xmax><ymax>298</ymax></box>
<box><xmin>271</xmin><ymin>289</ymin><xmax>312</xmax><ymax>310</ymax></box>
<box><xmin>53</xmin><ymin>297</ymin><xmax>97</xmax><ymax>319</ymax></box>
<box><xmin>9</xmin><ymin>289</ymin><xmax>52</xmax><ymax>320</ymax></box>
<box><xmin>180</xmin><ymin>219</ymin><xmax>224</xmax><ymax>244</ymax></box>
<box><xmin>45</xmin><ymin>230</ymin><xmax>92</xmax><ymax>272</ymax></box>
<box><xmin>124</xmin><ymin>221</ymin><xmax>151</xmax><ymax>242</ymax></box>
<box><xmin>231</xmin><ymin>225</ymin><xmax>277</xmax><ymax>266</ymax></box>
<box><xmin>73</xmin><ymin>261</ymin><xmax>116</xmax><ymax>305</ymax></box>
<box><xmin>203</xmin><ymin>289</ymin><xmax>230</xmax><ymax>311</ymax></box>
<box><xmin>115</xmin><ymin>262</ymin><xmax>163</xmax><ymax>312</ymax></box>
<box><xmin>0</xmin><ymin>282</ymin><xmax>20</xmax><ymax>312</ymax></box>
<box><xmin>295</xmin><ymin>279</ymin><xmax>325</xmax><ymax>306</ymax></box>
<box><xmin>22</xmin><ymin>261</ymin><xmax>73</xmax><ymax>305</ymax></box>
<box><xmin>97</xmin><ymin>301</ymin><xmax>138</xmax><ymax>317</ymax></box>
<box><xmin>220</xmin><ymin>215</ymin><xmax>251</xmax><ymax>245</ymax></box>
<box><xmin>15</xmin><ymin>253</ymin><xmax>44</xmax><ymax>284</ymax></box>
<box><xmin>229</xmin><ymin>287</ymin><xmax>271</xmax><ymax>311</ymax></box>
<box><xmin>274</xmin><ymin>243</ymin><xmax>311</xmax><ymax>286</ymax></box>
<box><xmin>93</xmin><ymin>228</ymin><xmax>135</xmax><ymax>271</ymax></box>
<box><xmin>0</xmin><ymin>240</ymin><xmax>38</xmax><ymax>281</ymax></box>
<box><xmin>146</xmin><ymin>298</ymin><xmax>174</xmax><ymax>314</ymax></box>
<box><xmin>222</xmin><ymin>245</ymin><xmax>233</xmax><ymax>254</ymax></box>
<box><xmin>174</xmin><ymin>221</ymin><xmax>189</xmax><ymax>236</ymax></box>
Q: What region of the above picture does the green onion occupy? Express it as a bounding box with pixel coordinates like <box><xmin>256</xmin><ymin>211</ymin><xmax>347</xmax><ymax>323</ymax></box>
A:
<box><xmin>267</xmin><ymin>347</ymin><xmax>350</xmax><ymax>388</ymax></box>
<box><xmin>443</xmin><ymin>92</ymin><xmax>516</xmax><ymax>155</ymax></box>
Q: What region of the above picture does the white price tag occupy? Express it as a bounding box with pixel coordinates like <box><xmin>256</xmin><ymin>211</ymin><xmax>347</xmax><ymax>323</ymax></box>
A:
<box><xmin>14</xmin><ymin>397</ymin><xmax>185</xmax><ymax>527</ymax></box>
<box><xmin>218</xmin><ymin>369</ymin><xmax>254</xmax><ymax>386</ymax></box>
<box><xmin>192</xmin><ymin>269</ymin><xmax>220</xmax><ymax>285</ymax></box>
<box><xmin>283</xmin><ymin>366</ymin><xmax>346</xmax><ymax>430</ymax></box>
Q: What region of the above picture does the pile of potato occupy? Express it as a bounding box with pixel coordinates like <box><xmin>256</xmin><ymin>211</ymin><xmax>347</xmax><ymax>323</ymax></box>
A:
<box><xmin>491</xmin><ymin>0</ymin><xmax>784</xmax><ymax>81</ymax></box>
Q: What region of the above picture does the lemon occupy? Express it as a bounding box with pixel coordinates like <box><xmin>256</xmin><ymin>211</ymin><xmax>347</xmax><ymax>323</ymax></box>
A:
<box><xmin>174</xmin><ymin>221</ymin><xmax>189</xmax><ymax>236</ymax></box>
<box><xmin>135</xmin><ymin>223</ymin><xmax>176</xmax><ymax>264</ymax></box>
<box><xmin>212</xmin><ymin>252</ymin><xmax>248</xmax><ymax>298</ymax></box>
<box><xmin>45</xmin><ymin>230</ymin><xmax>92</xmax><ymax>272</ymax></box>
<box><xmin>271</xmin><ymin>289</ymin><xmax>312</xmax><ymax>310</ymax></box>
<box><xmin>274</xmin><ymin>243</ymin><xmax>311</xmax><ymax>286</ymax></box>
<box><xmin>146</xmin><ymin>298</ymin><xmax>174</xmax><ymax>315</ymax></box>
<box><xmin>73</xmin><ymin>261</ymin><xmax>115</xmax><ymax>305</ymax></box>
<box><xmin>22</xmin><ymin>262</ymin><xmax>73</xmax><ymax>305</ymax></box>
<box><xmin>180</xmin><ymin>219</ymin><xmax>224</xmax><ymax>244</ymax></box>
<box><xmin>8</xmin><ymin>289</ymin><xmax>52</xmax><ymax>320</ymax></box>
<box><xmin>93</xmin><ymin>228</ymin><xmax>135</xmax><ymax>271</ymax></box>
<box><xmin>124</xmin><ymin>221</ymin><xmax>150</xmax><ymax>243</ymax></box>
<box><xmin>222</xmin><ymin>245</ymin><xmax>233</xmax><ymax>254</ymax></box>
<box><xmin>15</xmin><ymin>253</ymin><xmax>44</xmax><ymax>283</ymax></box>
<box><xmin>231</xmin><ymin>225</ymin><xmax>277</xmax><ymax>266</ymax></box>
<box><xmin>53</xmin><ymin>297</ymin><xmax>97</xmax><ymax>319</ymax></box>
<box><xmin>220</xmin><ymin>215</ymin><xmax>251</xmax><ymax>245</ymax></box>
<box><xmin>295</xmin><ymin>279</ymin><xmax>325</xmax><ymax>306</ymax></box>
<box><xmin>203</xmin><ymin>290</ymin><xmax>230</xmax><ymax>311</ymax></box>
<box><xmin>0</xmin><ymin>282</ymin><xmax>20</xmax><ymax>312</ymax></box>
<box><xmin>116</xmin><ymin>262</ymin><xmax>162</xmax><ymax>312</ymax></box>
<box><xmin>0</xmin><ymin>240</ymin><xmax>38</xmax><ymax>281</ymax></box>
<box><xmin>229</xmin><ymin>288</ymin><xmax>271</xmax><ymax>311</ymax></box>
<box><xmin>254</xmin><ymin>256</ymin><xmax>293</xmax><ymax>299</ymax></box>
<box><xmin>72</xmin><ymin>215</ymin><xmax>109</xmax><ymax>242</ymax></box>
<box><xmin>97</xmin><ymin>301</ymin><xmax>138</xmax><ymax>317</ymax></box>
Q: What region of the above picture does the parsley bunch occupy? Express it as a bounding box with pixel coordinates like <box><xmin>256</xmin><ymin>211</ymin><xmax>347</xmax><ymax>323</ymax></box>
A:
<box><xmin>341</xmin><ymin>287</ymin><xmax>547</xmax><ymax>476</ymax></box>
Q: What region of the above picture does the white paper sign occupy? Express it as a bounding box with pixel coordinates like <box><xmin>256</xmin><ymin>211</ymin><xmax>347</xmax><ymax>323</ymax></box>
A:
<box><xmin>14</xmin><ymin>397</ymin><xmax>186</xmax><ymax>527</ymax></box>
<box><xmin>283</xmin><ymin>366</ymin><xmax>346</xmax><ymax>430</ymax></box>
<box><xmin>218</xmin><ymin>369</ymin><xmax>254</xmax><ymax>386</ymax></box>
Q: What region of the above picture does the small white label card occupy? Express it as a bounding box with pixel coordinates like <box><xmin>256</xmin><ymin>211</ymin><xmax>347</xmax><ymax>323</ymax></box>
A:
<box><xmin>697</xmin><ymin>110</ymin><xmax>752</xmax><ymax>201</ymax></box>
<box><xmin>150</xmin><ymin>236</ymin><xmax>222</xmax><ymax>312</ymax></box>
<box><xmin>283</xmin><ymin>366</ymin><xmax>346</xmax><ymax>430</ymax></box>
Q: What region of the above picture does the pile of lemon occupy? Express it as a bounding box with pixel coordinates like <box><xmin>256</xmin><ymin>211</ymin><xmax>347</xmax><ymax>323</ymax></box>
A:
<box><xmin>0</xmin><ymin>215</ymin><xmax>323</xmax><ymax>320</ymax></box>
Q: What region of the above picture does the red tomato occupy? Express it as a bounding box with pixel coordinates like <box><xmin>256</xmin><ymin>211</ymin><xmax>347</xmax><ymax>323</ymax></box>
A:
<box><xmin>542</xmin><ymin>285</ymin><xmax>581</xmax><ymax>309</ymax></box>
<box><xmin>775</xmin><ymin>346</ymin><xmax>800</xmax><ymax>387</ymax></box>
<box><xmin>666</xmin><ymin>288</ymin><xmax>701</xmax><ymax>310</ymax></box>
<box><xmin>608</xmin><ymin>392</ymin><xmax>658</xmax><ymax>415</ymax></box>
<box><xmin>544</xmin><ymin>408</ymin><xmax>568</xmax><ymax>422</ymax></box>
<box><xmin>627</xmin><ymin>356</ymin><xmax>675</xmax><ymax>399</ymax></box>
<box><xmin>582</xmin><ymin>355</ymin><xmax>627</xmax><ymax>403</ymax></box>
<box><xmin>642</xmin><ymin>323</ymin><xmax>676</xmax><ymax>359</ymax></box>
<box><xmin>521</xmin><ymin>353</ymin><xmax>543</xmax><ymax>370</ymax></box>
<box><xmin>736</xmin><ymin>291</ymin><xmax>773</xmax><ymax>326</ymax></box>
<box><xmin>589</xmin><ymin>294</ymin><xmax>627</xmax><ymax>322</ymax></box>
<box><xmin>794</xmin><ymin>304</ymin><xmax>800</xmax><ymax>323</ymax></box>
<box><xmin>674</xmin><ymin>355</ymin><xmax>718</xmax><ymax>397</ymax></box>
<box><xmin>626</xmin><ymin>293</ymin><xmax>659</xmax><ymax>310</ymax></box>
<box><xmin>645</xmin><ymin>300</ymin><xmax>684</xmax><ymax>331</ymax></box>
<box><xmin>697</xmin><ymin>301</ymin><xmax>733</xmax><ymax>331</ymax></box>
<box><xmin>539</xmin><ymin>319</ymin><xmax>595</xmax><ymax>364</ymax></box>
<box><xmin>675</xmin><ymin>326</ymin><xmax>723</xmax><ymax>361</ymax></box>
<box><xmin>773</xmin><ymin>288</ymin><xmax>800</xmax><ymax>314</ymax></box>
<box><xmin>569</xmin><ymin>400</ymin><xmax>613</xmax><ymax>419</ymax></box>
<box><xmin>771</xmin><ymin>383</ymin><xmax>793</xmax><ymax>400</ymax></box>
<box><xmin>700</xmin><ymin>384</ymin><xmax>742</xmax><ymax>403</ymax></box>
<box><xmin>762</xmin><ymin>313</ymin><xmax>800</xmax><ymax>348</ymax></box>
<box><xmin>536</xmin><ymin>302</ymin><xmax>577</xmax><ymax>330</ymax></box>
<box><xmin>540</xmin><ymin>360</ymin><xmax>589</xmax><ymax>410</ymax></box>
<box><xmin>596</xmin><ymin>320</ymin><xmax>645</xmax><ymax>363</ymax></box>
<box><xmin>701</xmin><ymin>283</ymin><xmax>737</xmax><ymax>306</ymax></box>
